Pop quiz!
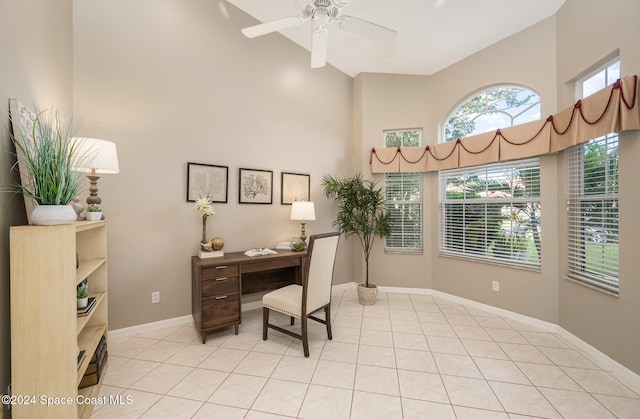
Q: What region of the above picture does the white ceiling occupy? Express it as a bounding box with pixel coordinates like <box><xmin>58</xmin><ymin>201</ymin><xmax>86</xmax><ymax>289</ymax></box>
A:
<box><xmin>226</xmin><ymin>0</ymin><xmax>565</xmax><ymax>77</ymax></box>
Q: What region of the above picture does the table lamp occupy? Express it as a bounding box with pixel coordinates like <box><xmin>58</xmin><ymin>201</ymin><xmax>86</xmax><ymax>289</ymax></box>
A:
<box><xmin>72</xmin><ymin>138</ymin><xmax>120</xmax><ymax>205</ymax></box>
<box><xmin>290</xmin><ymin>201</ymin><xmax>315</xmax><ymax>245</ymax></box>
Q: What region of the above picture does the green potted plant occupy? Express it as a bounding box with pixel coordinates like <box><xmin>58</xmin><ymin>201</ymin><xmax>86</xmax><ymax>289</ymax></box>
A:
<box><xmin>9</xmin><ymin>106</ymin><xmax>92</xmax><ymax>225</ymax></box>
<box><xmin>85</xmin><ymin>203</ymin><xmax>102</xmax><ymax>221</ymax></box>
<box><xmin>322</xmin><ymin>173</ymin><xmax>391</xmax><ymax>305</ymax></box>
<box><xmin>77</xmin><ymin>281</ymin><xmax>89</xmax><ymax>309</ymax></box>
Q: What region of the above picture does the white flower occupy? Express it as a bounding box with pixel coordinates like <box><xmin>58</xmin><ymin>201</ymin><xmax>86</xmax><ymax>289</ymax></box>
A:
<box><xmin>195</xmin><ymin>198</ymin><xmax>215</xmax><ymax>218</ymax></box>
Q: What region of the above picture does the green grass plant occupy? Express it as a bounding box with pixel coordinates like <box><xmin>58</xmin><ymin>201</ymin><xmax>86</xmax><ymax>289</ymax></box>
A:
<box><xmin>10</xmin><ymin>108</ymin><xmax>93</xmax><ymax>205</ymax></box>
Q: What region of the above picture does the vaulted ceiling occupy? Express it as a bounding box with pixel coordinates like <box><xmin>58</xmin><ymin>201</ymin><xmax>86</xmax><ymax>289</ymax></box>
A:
<box><xmin>226</xmin><ymin>0</ymin><xmax>565</xmax><ymax>77</ymax></box>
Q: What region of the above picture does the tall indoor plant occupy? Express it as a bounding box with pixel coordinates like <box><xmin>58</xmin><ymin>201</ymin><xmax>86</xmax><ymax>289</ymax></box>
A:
<box><xmin>322</xmin><ymin>173</ymin><xmax>391</xmax><ymax>305</ymax></box>
<box><xmin>9</xmin><ymin>106</ymin><xmax>91</xmax><ymax>225</ymax></box>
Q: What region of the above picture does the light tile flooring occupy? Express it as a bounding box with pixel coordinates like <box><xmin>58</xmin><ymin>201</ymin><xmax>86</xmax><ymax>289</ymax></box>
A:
<box><xmin>92</xmin><ymin>289</ymin><xmax>640</xmax><ymax>418</ymax></box>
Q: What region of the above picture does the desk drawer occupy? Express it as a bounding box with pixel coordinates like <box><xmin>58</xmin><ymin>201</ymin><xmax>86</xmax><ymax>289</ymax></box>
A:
<box><xmin>202</xmin><ymin>293</ymin><xmax>240</xmax><ymax>328</ymax></box>
<box><xmin>202</xmin><ymin>276</ymin><xmax>239</xmax><ymax>298</ymax></box>
<box><xmin>201</xmin><ymin>264</ymin><xmax>239</xmax><ymax>279</ymax></box>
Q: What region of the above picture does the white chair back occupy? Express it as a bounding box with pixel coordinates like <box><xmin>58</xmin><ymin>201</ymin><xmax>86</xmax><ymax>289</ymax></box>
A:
<box><xmin>304</xmin><ymin>232</ymin><xmax>340</xmax><ymax>314</ymax></box>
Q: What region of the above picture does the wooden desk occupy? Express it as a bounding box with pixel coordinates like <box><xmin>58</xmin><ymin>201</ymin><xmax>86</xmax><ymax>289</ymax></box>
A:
<box><xmin>191</xmin><ymin>250</ymin><xmax>307</xmax><ymax>343</ymax></box>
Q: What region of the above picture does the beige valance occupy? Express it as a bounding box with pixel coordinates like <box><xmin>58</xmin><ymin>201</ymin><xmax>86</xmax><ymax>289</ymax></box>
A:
<box><xmin>371</xmin><ymin>75</ymin><xmax>639</xmax><ymax>173</ymax></box>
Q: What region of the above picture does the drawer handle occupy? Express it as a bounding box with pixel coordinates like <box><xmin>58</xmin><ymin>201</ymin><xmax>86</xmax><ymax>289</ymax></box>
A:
<box><xmin>215</xmin><ymin>296</ymin><xmax>228</xmax><ymax>300</ymax></box>
<box><xmin>216</xmin><ymin>277</ymin><xmax>228</xmax><ymax>281</ymax></box>
<box><xmin>215</xmin><ymin>266</ymin><xmax>228</xmax><ymax>269</ymax></box>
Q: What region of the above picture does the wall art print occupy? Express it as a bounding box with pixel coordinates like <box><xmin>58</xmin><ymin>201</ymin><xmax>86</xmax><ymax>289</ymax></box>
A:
<box><xmin>281</xmin><ymin>172</ymin><xmax>310</xmax><ymax>205</ymax></box>
<box><xmin>239</xmin><ymin>168</ymin><xmax>273</xmax><ymax>204</ymax></box>
<box><xmin>187</xmin><ymin>162</ymin><xmax>228</xmax><ymax>203</ymax></box>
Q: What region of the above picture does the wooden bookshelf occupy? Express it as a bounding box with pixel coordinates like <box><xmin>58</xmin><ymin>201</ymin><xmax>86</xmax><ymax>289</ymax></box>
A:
<box><xmin>10</xmin><ymin>221</ymin><xmax>109</xmax><ymax>419</ymax></box>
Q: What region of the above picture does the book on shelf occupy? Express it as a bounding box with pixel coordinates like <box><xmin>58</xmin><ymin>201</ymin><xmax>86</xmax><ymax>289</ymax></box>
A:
<box><xmin>199</xmin><ymin>250</ymin><xmax>224</xmax><ymax>259</ymax></box>
<box><xmin>77</xmin><ymin>297</ymin><xmax>96</xmax><ymax>316</ymax></box>
<box><xmin>244</xmin><ymin>248</ymin><xmax>277</xmax><ymax>257</ymax></box>
<box><xmin>77</xmin><ymin>350</ymin><xmax>86</xmax><ymax>370</ymax></box>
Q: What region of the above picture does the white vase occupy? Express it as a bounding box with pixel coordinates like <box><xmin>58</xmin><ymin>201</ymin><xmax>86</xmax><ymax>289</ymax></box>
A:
<box><xmin>85</xmin><ymin>211</ymin><xmax>103</xmax><ymax>221</ymax></box>
<box><xmin>77</xmin><ymin>297</ymin><xmax>88</xmax><ymax>309</ymax></box>
<box><xmin>30</xmin><ymin>205</ymin><xmax>77</xmax><ymax>226</ymax></box>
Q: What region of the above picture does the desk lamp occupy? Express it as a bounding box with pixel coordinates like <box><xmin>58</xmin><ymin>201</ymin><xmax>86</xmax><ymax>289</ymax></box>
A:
<box><xmin>72</xmin><ymin>138</ymin><xmax>120</xmax><ymax>205</ymax></box>
<box><xmin>290</xmin><ymin>201</ymin><xmax>315</xmax><ymax>245</ymax></box>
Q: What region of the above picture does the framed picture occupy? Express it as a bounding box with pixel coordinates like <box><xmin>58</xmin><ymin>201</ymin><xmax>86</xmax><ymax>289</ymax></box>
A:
<box><xmin>187</xmin><ymin>162</ymin><xmax>228</xmax><ymax>203</ymax></box>
<box><xmin>281</xmin><ymin>172</ymin><xmax>310</xmax><ymax>205</ymax></box>
<box><xmin>239</xmin><ymin>168</ymin><xmax>273</xmax><ymax>204</ymax></box>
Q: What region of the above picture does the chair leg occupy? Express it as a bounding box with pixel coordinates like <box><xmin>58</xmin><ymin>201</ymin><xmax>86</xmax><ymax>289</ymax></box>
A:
<box><xmin>324</xmin><ymin>304</ymin><xmax>332</xmax><ymax>340</ymax></box>
<box><xmin>263</xmin><ymin>307</ymin><xmax>269</xmax><ymax>341</ymax></box>
<box><xmin>290</xmin><ymin>316</ymin><xmax>295</xmax><ymax>326</ymax></box>
<box><xmin>301</xmin><ymin>315</ymin><xmax>309</xmax><ymax>357</ymax></box>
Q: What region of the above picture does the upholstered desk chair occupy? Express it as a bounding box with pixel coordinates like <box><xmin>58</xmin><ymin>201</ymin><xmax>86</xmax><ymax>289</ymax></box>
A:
<box><xmin>262</xmin><ymin>232</ymin><xmax>340</xmax><ymax>357</ymax></box>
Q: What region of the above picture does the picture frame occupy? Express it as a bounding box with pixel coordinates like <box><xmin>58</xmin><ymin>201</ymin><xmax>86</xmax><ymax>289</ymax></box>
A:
<box><xmin>187</xmin><ymin>162</ymin><xmax>228</xmax><ymax>203</ymax></box>
<box><xmin>281</xmin><ymin>172</ymin><xmax>310</xmax><ymax>205</ymax></box>
<box><xmin>239</xmin><ymin>168</ymin><xmax>273</xmax><ymax>204</ymax></box>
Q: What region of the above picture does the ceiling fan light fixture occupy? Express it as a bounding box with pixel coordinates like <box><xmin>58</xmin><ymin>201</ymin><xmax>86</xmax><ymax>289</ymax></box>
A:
<box><xmin>313</xmin><ymin>7</ymin><xmax>331</xmax><ymax>27</ymax></box>
<box><xmin>241</xmin><ymin>0</ymin><xmax>396</xmax><ymax>69</ymax></box>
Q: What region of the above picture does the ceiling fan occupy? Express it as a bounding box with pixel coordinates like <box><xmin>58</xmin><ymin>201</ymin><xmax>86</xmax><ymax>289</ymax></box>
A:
<box><xmin>240</xmin><ymin>0</ymin><xmax>397</xmax><ymax>68</ymax></box>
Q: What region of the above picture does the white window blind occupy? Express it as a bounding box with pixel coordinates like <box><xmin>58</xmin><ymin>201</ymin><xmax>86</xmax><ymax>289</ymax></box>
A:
<box><xmin>385</xmin><ymin>172</ymin><xmax>423</xmax><ymax>252</ymax></box>
<box><xmin>383</xmin><ymin>129</ymin><xmax>423</xmax><ymax>253</ymax></box>
<box><xmin>440</xmin><ymin>159</ymin><xmax>541</xmax><ymax>268</ymax></box>
<box><xmin>566</xmin><ymin>134</ymin><xmax>619</xmax><ymax>293</ymax></box>
<box><xmin>566</xmin><ymin>59</ymin><xmax>620</xmax><ymax>295</ymax></box>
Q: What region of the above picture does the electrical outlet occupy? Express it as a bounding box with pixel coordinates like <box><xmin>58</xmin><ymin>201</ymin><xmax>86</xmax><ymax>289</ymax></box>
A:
<box><xmin>492</xmin><ymin>281</ymin><xmax>500</xmax><ymax>292</ymax></box>
<box><xmin>152</xmin><ymin>291</ymin><xmax>160</xmax><ymax>304</ymax></box>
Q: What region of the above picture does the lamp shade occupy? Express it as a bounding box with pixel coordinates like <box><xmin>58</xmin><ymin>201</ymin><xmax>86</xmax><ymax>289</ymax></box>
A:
<box><xmin>290</xmin><ymin>201</ymin><xmax>316</xmax><ymax>221</ymax></box>
<box><xmin>71</xmin><ymin>137</ymin><xmax>120</xmax><ymax>174</ymax></box>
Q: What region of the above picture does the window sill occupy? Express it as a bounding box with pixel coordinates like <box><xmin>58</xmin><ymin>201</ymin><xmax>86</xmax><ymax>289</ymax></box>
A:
<box><xmin>438</xmin><ymin>251</ymin><xmax>541</xmax><ymax>272</ymax></box>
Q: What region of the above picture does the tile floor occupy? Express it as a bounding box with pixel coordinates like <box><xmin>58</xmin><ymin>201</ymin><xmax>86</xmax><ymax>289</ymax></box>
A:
<box><xmin>92</xmin><ymin>289</ymin><xmax>640</xmax><ymax>418</ymax></box>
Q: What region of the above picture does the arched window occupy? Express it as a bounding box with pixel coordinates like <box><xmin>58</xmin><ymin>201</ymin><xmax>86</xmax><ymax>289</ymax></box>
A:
<box><xmin>439</xmin><ymin>86</ymin><xmax>542</xmax><ymax>268</ymax></box>
<box><xmin>444</xmin><ymin>86</ymin><xmax>540</xmax><ymax>141</ymax></box>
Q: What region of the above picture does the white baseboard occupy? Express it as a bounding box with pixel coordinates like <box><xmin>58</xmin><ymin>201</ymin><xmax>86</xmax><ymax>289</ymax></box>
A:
<box><xmin>108</xmin><ymin>315</ymin><xmax>192</xmax><ymax>340</ymax></box>
<box><xmin>108</xmin><ymin>282</ymin><xmax>639</xmax><ymax>392</ymax></box>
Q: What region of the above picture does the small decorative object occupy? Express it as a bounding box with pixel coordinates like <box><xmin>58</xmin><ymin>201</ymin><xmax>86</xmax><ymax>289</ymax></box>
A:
<box><xmin>212</xmin><ymin>237</ymin><xmax>224</xmax><ymax>251</ymax></box>
<box><xmin>77</xmin><ymin>280</ymin><xmax>89</xmax><ymax>309</ymax></box>
<box><xmin>290</xmin><ymin>237</ymin><xmax>305</xmax><ymax>251</ymax></box>
<box><xmin>194</xmin><ymin>197</ymin><xmax>215</xmax><ymax>248</ymax></box>
<box><xmin>85</xmin><ymin>203</ymin><xmax>102</xmax><ymax>221</ymax></box>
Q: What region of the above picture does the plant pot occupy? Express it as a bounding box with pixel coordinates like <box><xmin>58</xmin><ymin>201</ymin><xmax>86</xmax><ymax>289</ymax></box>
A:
<box><xmin>357</xmin><ymin>283</ymin><xmax>378</xmax><ymax>306</ymax></box>
<box><xmin>77</xmin><ymin>297</ymin><xmax>88</xmax><ymax>309</ymax></box>
<box><xmin>85</xmin><ymin>211</ymin><xmax>102</xmax><ymax>221</ymax></box>
<box><xmin>30</xmin><ymin>205</ymin><xmax>77</xmax><ymax>226</ymax></box>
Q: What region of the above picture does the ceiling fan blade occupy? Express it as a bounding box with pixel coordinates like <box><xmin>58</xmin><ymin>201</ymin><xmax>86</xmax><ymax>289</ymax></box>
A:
<box><xmin>338</xmin><ymin>15</ymin><xmax>397</xmax><ymax>44</ymax></box>
<box><xmin>311</xmin><ymin>28</ymin><xmax>328</xmax><ymax>68</ymax></box>
<box><xmin>241</xmin><ymin>16</ymin><xmax>306</xmax><ymax>38</ymax></box>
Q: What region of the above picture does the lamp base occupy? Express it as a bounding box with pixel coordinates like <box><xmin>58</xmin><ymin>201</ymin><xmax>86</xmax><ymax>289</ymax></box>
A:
<box><xmin>86</xmin><ymin>175</ymin><xmax>102</xmax><ymax>205</ymax></box>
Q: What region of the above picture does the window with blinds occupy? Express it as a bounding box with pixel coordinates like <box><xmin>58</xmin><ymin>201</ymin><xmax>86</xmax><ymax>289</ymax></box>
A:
<box><xmin>440</xmin><ymin>159</ymin><xmax>541</xmax><ymax>268</ymax></box>
<box><xmin>383</xmin><ymin>129</ymin><xmax>423</xmax><ymax>253</ymax></box>
<box><xmin>385</xmin><ymin>172</ymin><xmax>423</xmax><ymax>252</ymax></box>
<box><xmin>566</xmin><ymin>58</ymin><xmax>620</xmax><ymax>294</ymax></box>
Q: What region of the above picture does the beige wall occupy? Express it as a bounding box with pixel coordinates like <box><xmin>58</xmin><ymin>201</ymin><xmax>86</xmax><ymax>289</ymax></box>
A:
<box><xmin>555</xmin><ymin>0</ymin><xmax>640</xmax><ymax>374</ymax></box>
<box><xmin>353</xmin><ymin>17</ymin><xmax>559</xmax><ymax>322</ymax></box>
<box><xmin>352</xmin><ymin>0</ymin><xmax>640</xmax><ymax>375</ymax></box>
<box><xmin>72</xmin><ymin>0</ymin><xmax>354</xmax><ymax>329</ymax></box>
<box><xmin>0</xmin><ymin>0</ymin><xmax>74</xmax><ymax>412</ymax></box>
<box><xmin>428</xmin><ymin>16</ymin><xmax>559</xmax><ymax>323</ymax></box>
<box><xmin>353</xmin><ymin>73</ymin><xmax>432</xmax><ymax>289</ymax></box>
